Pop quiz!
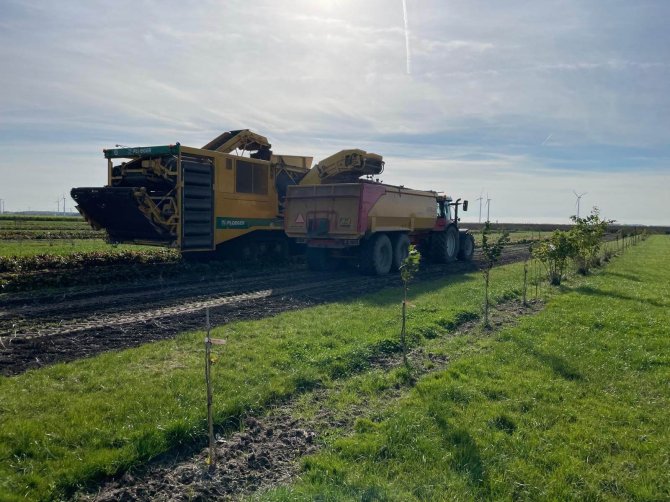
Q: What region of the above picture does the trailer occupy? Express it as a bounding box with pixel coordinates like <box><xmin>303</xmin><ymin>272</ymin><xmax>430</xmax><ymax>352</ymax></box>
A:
<box><xmin>284</xmin><ymin>182</ymin><xmax>474</xmax><ymax>275</ymax></box>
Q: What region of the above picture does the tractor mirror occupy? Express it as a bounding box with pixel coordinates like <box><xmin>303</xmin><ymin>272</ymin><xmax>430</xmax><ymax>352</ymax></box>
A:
<box><xmin>462</xmin><ymin>200</ymin><xmax>469</xmax><ymax>211</ymax></box>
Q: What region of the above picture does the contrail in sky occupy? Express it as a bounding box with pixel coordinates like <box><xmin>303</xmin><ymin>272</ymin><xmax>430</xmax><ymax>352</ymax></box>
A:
<box><xmin>402</xmin><ymin>0</ymin><xmax>411</xmax><ymax>74</ymax></box>
<box><xmin>541</xmin><ymin>133</ymin><xmax>553</xmax><ymax>145</ymax></box>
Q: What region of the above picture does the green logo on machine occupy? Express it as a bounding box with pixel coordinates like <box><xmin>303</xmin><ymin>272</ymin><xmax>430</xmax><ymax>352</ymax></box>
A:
<box><xmin>216</xmin><ymin>217</ymin><xmax>280</xmax><ymax>229</ymax></box>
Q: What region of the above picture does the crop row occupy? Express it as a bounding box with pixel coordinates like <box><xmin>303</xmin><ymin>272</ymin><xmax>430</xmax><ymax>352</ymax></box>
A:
<box><xmin>0</xmin><ymin>231</ymin><xmax>104</xmax><ymax>240</ymax></box>
<box><xmin>0</xmin><ymin>249</ymin><xmax>180</xmax><ymax>274</ymax></box>
<box><xmin>0</xmin><ymin>215</ymin><xmax>82</xmax><ymax>222</ymax></box>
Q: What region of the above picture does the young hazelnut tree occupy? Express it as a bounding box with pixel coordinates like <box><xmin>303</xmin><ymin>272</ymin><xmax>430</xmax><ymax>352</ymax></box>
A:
<box><xmin>569</xmin><ymin>207</ymin><xmax>613</xmax><ymax>275</ymax></box>
<box><xmin>399</xmin><ymin>244</ymin><xmax>421</xmax><ymax>368</ymax></box>
<box><xmin>531</xmin><ymin>230</ymin><xmax>576</xmax><ymax>286</ymax></box>
<box><xmin>480</xmin><ymin>222</ymin><xmax>510</xmax><ymax>327</ymax></box>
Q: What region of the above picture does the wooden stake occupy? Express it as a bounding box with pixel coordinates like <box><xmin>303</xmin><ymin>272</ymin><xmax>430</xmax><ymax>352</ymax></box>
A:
<box><xmin>401</xmin><ymin>299</ymin><xmax>407</xmax><ymax>366</ymax></box>
<box><xmin>204</xmin><ymin>308</ymin><xmax>215</xmax><ymax>471</ymax></box>
<box><xmin>522</xmin><ymin>261</ymin><xmax>528</xmax><ymax>306</ymax></box>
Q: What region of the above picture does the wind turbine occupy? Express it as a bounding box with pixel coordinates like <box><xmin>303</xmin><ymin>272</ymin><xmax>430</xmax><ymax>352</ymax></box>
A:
<box><xmin>62</xmin><ymin>194</ymin><xmax>67</xmax><ymax>214</ymax></box>
<box><xmin>475</xmin><ymin>191</ymin><xmax>484</xmax><ymax>224</ymax></box>
<box><xmin>486</xmin><ymin>194</ymin><xmax>492</xmax><ymax>223</ymax></box>
<box><xmin>573</xmin><ymin>190</ymin><xmax>587</xmax><ymax>218</ymax></box>
<box><xmin>56</xmin><ymin>197</ymin><xmax>61</xmax><ymax>214</ymax></box>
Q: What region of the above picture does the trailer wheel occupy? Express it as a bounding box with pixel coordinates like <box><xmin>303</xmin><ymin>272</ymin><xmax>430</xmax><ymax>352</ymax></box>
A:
<box><xmin>391</xmin><ymin>233</ymin><xmax>411</xmax><ymax>271</ymax></box>
<box><xmin>430</xmin><ymin>226</ymin><xmax>459</xmax><ymax>263</ymax></box>
<box><xmin>360</xmin><ymin>233</ymin><xmax>393</xmax><ymax>275</ymax></box>
<box><xmin>458</xmin><ymin>233</ymin><xmax>475</xmax><ymax>261</ymax></box>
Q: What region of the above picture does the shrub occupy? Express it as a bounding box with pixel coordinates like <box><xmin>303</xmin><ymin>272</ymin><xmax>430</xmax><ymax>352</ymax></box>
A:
<box><xmin>531</xmin><ymin>230</ymin><xmax>576</xmax><ymax>285</ymax></box>
<box><xmin>569</xmin><ymin>207</ymin><xmax>613</xmax><ymax>275</ymax></box>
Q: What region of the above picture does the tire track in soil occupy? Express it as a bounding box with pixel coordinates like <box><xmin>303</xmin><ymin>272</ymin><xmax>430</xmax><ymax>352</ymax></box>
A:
<box><xmin>77</xmin><ymin>299</ymin><xmax>543</xmax><ymax>502</ymax></box>
<box><xmin>0</xmin><ymin>244</ymin><xmax>531</xmax><ymax>376</ymax></box>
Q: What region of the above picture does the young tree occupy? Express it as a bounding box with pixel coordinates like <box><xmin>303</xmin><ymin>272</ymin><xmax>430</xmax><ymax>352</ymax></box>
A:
<box><xmin>569</xmin><ymin>207</ymin><xmax>613</xmax><ymax>275</ymax></box>
<box><xmin>399</xmin><ymin>244</ymin><xmax>421</xmax><ymax>368</ymax></box>
<box><xmin>531</xmin><ymin>230</ymin><xmax>576</xmax><ymax>285</ymax></box>
<box><xmin>481</xmin><ymin>222</ymin><xmax>510</xmax><ymax>327</ymax></box>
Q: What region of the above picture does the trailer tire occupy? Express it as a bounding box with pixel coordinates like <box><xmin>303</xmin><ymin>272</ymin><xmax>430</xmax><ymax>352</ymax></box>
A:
<box><xmin>306</xmin><ymin>247</ymin><xmax>337</xmax><ymax>271</ymax></box>
<box><xmin>430</xmin><ymin>226</ymin><xmax>459</xmax><ymax>263</ymax></box>
<box><xmin>458</xmin><ymin>233</ymin><xmax>475</xmax><ymax>261</ymax></box>
<box><xmin>391</xmin><ymin>233</ymin><xmax>411</xmax><ymax>271</ymax></box>
<box><xmin>360</xmin><ymin>233</ymin><xmax>393</xmax><ymax>275</ymax></box>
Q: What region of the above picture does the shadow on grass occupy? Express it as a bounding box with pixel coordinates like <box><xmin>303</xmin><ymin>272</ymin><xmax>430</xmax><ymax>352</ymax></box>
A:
<box><xmin>603</xmin><ymin>271</ymin><xmax>642</xmax><ymax>283</ymax></box>
<box><xmin>437</xmin><ymin>422</ymin><xmax>491</xmax><ymax>498</ymax></box>
<box><xmin>574</xmin><ymin>285</ymin><xmax>669</xmax><ymax>308</ymax></box>
<box><xmin>513</xmin><ymin>337</ymin><xmax>583</xmax><ymax>381</ymax></box>
<box><xmin>359</xmin><ymin>271</ymin><xmax>477</xmax><ymax>308</ymax></box>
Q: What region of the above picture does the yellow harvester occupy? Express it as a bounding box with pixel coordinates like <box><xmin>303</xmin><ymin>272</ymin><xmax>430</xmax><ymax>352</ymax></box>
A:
<box><xmin>71</xmin><ymin>129</ymin><xmax>383</xmax><ymax>257</ymax></box>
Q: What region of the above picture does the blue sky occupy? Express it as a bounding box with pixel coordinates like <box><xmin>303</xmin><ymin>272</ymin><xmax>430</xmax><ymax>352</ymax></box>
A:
<box><xmin>0</xmin><ymin>0</ymin><xmax>668</xmax><ymax>224</ymax></box>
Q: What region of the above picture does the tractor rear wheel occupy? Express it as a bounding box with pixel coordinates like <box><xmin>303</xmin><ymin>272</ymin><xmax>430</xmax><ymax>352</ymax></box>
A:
<box><xmin>391</xmin><ymin>233</ymin><xmax>411</xmax><ymax>271</ymax></box>
<box><xmin>360</xmin><ymin>233</ymin><xmax>393</xmax><ymax>275</ymax></box>
<box><xmin>430</xmin><ymin>226</ymin><xmax>459</xmax><ymax>263</ymax></box>
<box><xmin>458</xmin><ymin>233</ymin><xmax>475</xmax><ymax>261</ymax></box>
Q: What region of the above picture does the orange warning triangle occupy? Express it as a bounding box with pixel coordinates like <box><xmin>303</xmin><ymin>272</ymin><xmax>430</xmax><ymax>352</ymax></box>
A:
<box><xmin>295</xmin><ymin>213</ymin><xmax>305</xmax><ymax>224</ymax></box>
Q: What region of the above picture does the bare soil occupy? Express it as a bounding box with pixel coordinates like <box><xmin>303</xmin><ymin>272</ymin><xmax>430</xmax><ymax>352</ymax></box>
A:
<box><xmin>81</xmin><ymin>415</ymin><xmax>317</xmax><ymax>502</ymax></box>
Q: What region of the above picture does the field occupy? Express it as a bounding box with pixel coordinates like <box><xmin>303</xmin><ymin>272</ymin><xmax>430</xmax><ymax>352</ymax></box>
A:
<box><xmin>0</xmin><ymin>239</ymin><xmax>160</xmax><ymax>257</ymax></box>
<box><xmin>0</xmin><ymin>215</ymin><xmax>104</xmax><ymax>240</ymax></box>
<box><xmin>0</xmin><ymin>217</ymin><xmax>670</xmax><ymax>500</ymax></box>
<box><xmin>0</xmin><ymin>226</ymin><xmax>666</xmax><ymax>500</ymax></box>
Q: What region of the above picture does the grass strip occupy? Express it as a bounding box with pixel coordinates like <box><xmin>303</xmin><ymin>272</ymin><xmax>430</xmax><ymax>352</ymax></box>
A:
<box><xmin>263</xmin><ymin>236</ymin><xmax>670</xmax><ymax>501</ymax></box>
<box><xmin>0</xmin><ymin>258</ymin><xmax>528</xmax><ymax>500</ymax></box>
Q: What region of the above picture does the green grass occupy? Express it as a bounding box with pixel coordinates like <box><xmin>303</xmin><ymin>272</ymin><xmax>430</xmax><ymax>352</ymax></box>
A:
<box><xmin>0</xmin><ymin>260</ymin><xmax>526</xmax><ymax>500</ymax></box>
<box><xmin>1</xmin><ymin>238</ymin><xmax>663</xmax><ymax>500</ymax></box>
<box><xmin>472</xmin><ymin>229</ymin><xmax>551</xmax><ymax>246</ymax></box>
<box><xmin>0</xmin><ymin>239</ymin><xmax>160</xmax><ymax>257</ymax></box>
<box><xmin>263</xmin><ymin>236</ymin><xmax>670</xmax><ymax>501</ymax></box>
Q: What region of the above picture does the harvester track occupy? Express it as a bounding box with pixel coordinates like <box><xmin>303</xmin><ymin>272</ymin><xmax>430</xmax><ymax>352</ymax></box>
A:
<box><xmin>0</xmin><ymin>243</ymin><xmax>531</xmax><ymax>376</ymax></box>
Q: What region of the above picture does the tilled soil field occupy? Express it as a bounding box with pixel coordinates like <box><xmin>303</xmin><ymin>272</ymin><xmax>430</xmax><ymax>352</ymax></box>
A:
<box><xmin>0</xmin><ymin>244</ymin><xmax>531</xmax><ymax>376</ymax></box>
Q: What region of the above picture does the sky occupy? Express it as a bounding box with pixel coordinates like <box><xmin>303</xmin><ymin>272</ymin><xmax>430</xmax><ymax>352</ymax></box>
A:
<box><xmin>0</xmin><ymin>0</ymin><xmax>668</xmax><ymax>224</ymax></box>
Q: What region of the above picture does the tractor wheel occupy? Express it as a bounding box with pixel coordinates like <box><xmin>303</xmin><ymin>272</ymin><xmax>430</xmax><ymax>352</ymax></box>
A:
<box><xmin>360</xmin><ymin>233</ymin><xmax>393</xmax><ymax>275</ymax></box>
<box><xmin>306</xmin><ymin>247</ymin><xmax>336</xmax><ymax>271</ymax></box>
<box><xmin>458</xmin><ymin>233</ymin><xmax>475</xmax><ymax>261</ymax></box>
<box><xmin>391</xmin><ymin>233</ymin><xmax>411</xmax><ymax>271</ymax></box>
<box><xmin>430</xmin><ymin>226</ymin><xmax>459</xmax><ymax>263</ymax></box>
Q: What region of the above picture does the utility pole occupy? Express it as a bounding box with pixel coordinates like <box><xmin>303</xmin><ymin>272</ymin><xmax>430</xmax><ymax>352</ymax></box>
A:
<box><xmin>573</xmin><ymin>190</ymin><xmax>587</xmax><ymax>219</ymax></box>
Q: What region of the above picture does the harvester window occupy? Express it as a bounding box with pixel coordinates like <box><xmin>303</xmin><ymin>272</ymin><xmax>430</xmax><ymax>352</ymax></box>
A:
<box><xmin>236</xmin><ymin>161</ymin><xmax>268</xmax><ymax>195</ymax></box>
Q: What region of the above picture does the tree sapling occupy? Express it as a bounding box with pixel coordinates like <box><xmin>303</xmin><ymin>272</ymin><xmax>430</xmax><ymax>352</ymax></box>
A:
<box><xmin>399</xmin><ymin>244</ymin><xmax>421</xmax><ymax>367</ymax></box>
